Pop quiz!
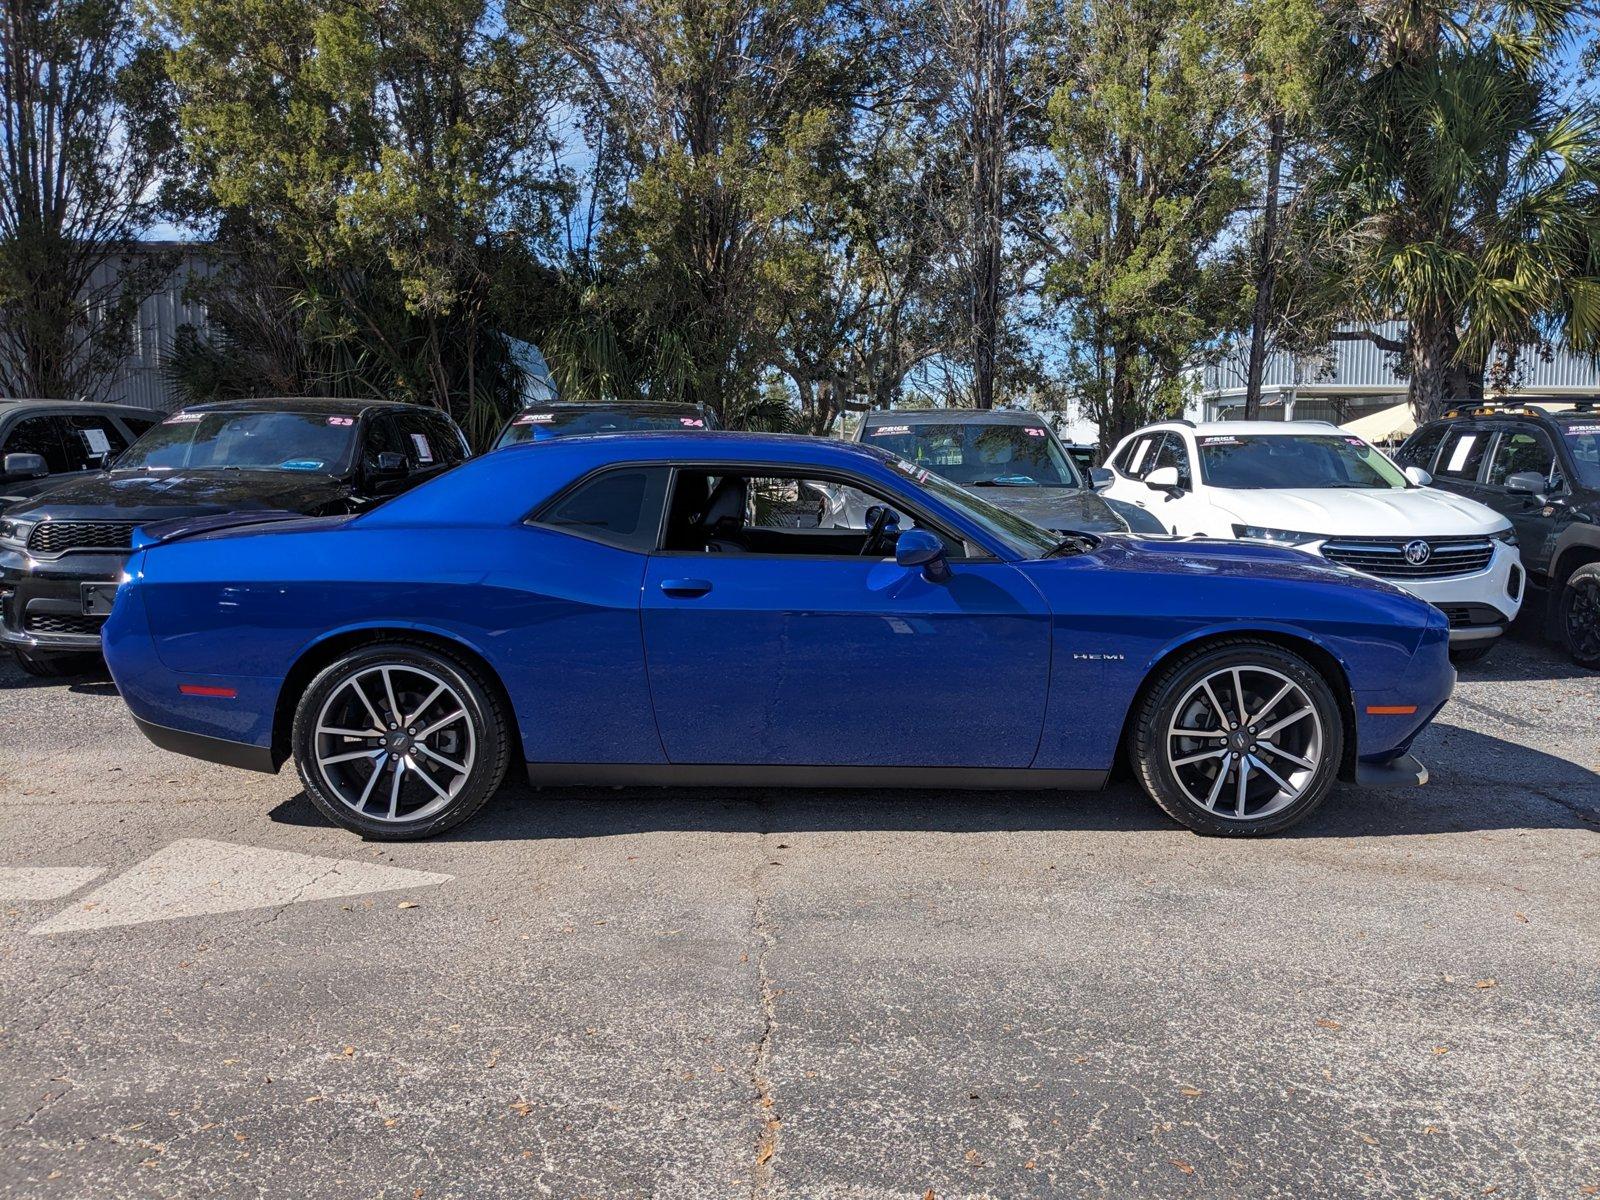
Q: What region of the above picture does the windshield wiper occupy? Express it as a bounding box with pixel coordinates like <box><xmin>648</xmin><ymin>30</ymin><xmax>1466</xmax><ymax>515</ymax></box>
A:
<box><xmin>1045</xmin><ymin>532</ymin><xmax>1099</xmax><ymax>557</ymax></box>
<box><xmin>969</xmin><ymin>475</ymin><xmax>1039</xmax><ymax>487</ymax></box>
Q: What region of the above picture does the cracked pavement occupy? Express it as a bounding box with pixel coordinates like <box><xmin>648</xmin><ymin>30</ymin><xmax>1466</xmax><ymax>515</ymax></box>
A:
<box><xmin>1</xmin><ymin>629</ymin><xmax>1598</xmax><ymax>1198</ymax></box>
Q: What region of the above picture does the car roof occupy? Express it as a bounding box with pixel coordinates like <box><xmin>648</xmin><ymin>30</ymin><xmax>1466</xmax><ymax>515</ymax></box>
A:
<box><xmin>500</xmin><ymin>429</ymin><xmax>893</xmax><ymax>467</ymax></box>
<box><xmin>176</xmin><ymin>396</ymin><xmax>433</xmax><ymax>418</ymax></box>
<box><xmin>519</xmin><ymin>400</ymin><xmax>706</xmax><ymax>413</ymax></box>
<box><xmin>0</xmin><ymin>398</ymin><xmax>159</xmax><ymax>418</ymax></box>
<box><xmin>861</xmin><ymin>408</ymin><xmax>1047</xmax><ymax>426</ymax></box>
<box><xmin>1142</xmin><ymin>420</ymin><xmax>1342</xmax><ymax>437</ymax></box>
<box><xmin>1429</xmin><ymin>403</ymin><xmax>1600</xmax><ymax>425</ymax></box>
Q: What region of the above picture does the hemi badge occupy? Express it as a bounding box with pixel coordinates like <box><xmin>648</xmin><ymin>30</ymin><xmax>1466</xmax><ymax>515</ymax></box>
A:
<box><xmin>179</xmin><ymin>684</ymin><xmax>237</xmax><ymax>698</ymax></box>
<box><xmin>1365</xmin><ymin>705</ymin><xmax>1417</xmax><ymax>715</ymax></box>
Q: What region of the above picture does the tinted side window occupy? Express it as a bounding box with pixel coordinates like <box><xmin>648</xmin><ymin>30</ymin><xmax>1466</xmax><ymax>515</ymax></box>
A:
<box><xmin>1149</xmin><ymin>433</ymin><xmax>1192</xmax><ymax>487</ymax></box>
<box><xmin>537</xmin><ymin>467</ymin><xmax>670</xmax><ymax>551</ymax></box>
<box><xmin>1397</xmin><ymin>423</ymin><xmax>1448</xmax><ymax>470</ymax></box>
<box><xmin>417</xmin><ymin>412</ymin><xmax>469</xmax><ymax>466</ymax></box>
<box><xmin>1436</xmin><ymin>427</ymin><xmax>1491</xmax><ymax>482</ymax></box>
<box><xmin>392</xmin><ymin>411</ymin><xmax>467</xmax><ymax>470</ymax></box>
<box><xmin>1117</xmin><ymin>434</ymin><xmax>1158</xmax><ymax>479</ymax></box>
<box><xmin>361</xmin><ymin>414</ymin><xmax>407</xmax><ymax>471</ymax></box>
<box><xmin>61</xmin><ymin>414</ymin><xmax>130</xmax><ymax>469</ymax></box>
<box><xmin>3</xmin><ymin>415</ymin><xmax>72</xmax><ymax>473</ymax></box>
<box><xmin>1486</xmin><ymin>427</ymin><xmax>1558</xmax><ymax>488</ymax></box>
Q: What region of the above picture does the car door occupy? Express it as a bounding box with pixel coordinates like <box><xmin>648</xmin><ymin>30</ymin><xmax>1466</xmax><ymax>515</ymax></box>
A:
<box><xmin>1480</xmin><ymin>422</ymin><xmax>1564</xmax><ymax>566</ymax></box>
<box><xmin>1137</xmin><ymin>432</ymin><xmax>1211</xmax><ymax>535</ymax></box>
<box><xmin>1100</xmin><ymin>432</ymin><xmax>1160</xmax><ymax>509</ymax></box>
<box><xmin>640</xmin><ymin>465</ymin><xmax>1053</xmax><ymax>768</ymax></box>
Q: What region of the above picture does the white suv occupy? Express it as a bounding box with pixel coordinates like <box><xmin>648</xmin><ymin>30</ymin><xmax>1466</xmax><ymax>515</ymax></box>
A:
<box><xmin>1096</xmin><ymin>420</ymin><xmax>1525</xmax><ymax>662</ymax></box>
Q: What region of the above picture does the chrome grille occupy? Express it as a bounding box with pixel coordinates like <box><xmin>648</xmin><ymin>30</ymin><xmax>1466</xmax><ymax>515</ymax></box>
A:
<box><xmin>1320</xmin><ymin>538</ymin><xmax>1494</xmax><ymax>580</ymax></box>
<box><xmin>26</xmin><ymin>521</ymin><xmax>137</xmax><ymax>555</ymax></box>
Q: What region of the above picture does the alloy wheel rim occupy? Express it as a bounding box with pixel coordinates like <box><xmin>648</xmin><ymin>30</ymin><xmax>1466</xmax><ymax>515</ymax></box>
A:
<box><xmin>1568</xmin><ymin>580</ymin><xmax>1600</xmax><ymax>659</ymax></box>
<box><xmin>1165</xmin><ymin>665</ymin><xmax>1322</xmax><ymax>821</ymax></box>
<box><xmin>312</xmin><ymin>664</ymin><xmax>475</xmax><ymax>823</ymax></box>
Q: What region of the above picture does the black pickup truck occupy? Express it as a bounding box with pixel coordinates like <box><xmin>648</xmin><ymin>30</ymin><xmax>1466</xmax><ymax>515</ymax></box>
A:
<box><xmin>0</xmin><ymin>397</ymin><xmax>469</xmax><ymax>676</ymax></box>
<box><xmin>1397</xmin><ymin>402</ymin><xmax>1600</xmax><ymax>668</ymax></box>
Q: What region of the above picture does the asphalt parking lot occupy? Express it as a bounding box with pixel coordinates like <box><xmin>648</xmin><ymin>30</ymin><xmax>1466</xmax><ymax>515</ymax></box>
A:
<box><xmin>2</xmin><ymin>632</ymin><xmax>1597</xmax><ymax>1199</ymax></box>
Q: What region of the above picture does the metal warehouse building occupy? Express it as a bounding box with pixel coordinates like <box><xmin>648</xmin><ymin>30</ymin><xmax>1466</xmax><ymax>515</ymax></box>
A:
<box><xmin>1197</xmin><ymin>322</ymin><xmax>1600</xmax><ymax>424</ymax></box>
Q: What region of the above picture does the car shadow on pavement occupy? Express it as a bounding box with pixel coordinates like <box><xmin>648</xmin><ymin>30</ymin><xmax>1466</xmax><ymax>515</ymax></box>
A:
<box><xmin>266</xmin><ymin>723</ymin><xmax>1599</xmax><ymax>842</ymax></box>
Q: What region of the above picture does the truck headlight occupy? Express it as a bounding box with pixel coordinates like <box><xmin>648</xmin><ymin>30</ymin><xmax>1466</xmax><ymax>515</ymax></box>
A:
<box><xmin>0</xmin><ymin>517</ymin><xmax>35</xmax><ymax>551</ymax></box>
<box><xmin>1232</xmin><ymin>524</ymin><xmax>1321</xmax><ymax>547</ymax></box>
<box><xmin>1491</xmin><ymin>527</ymin><xmax>1518</xmax><ymax>546</ymax></box>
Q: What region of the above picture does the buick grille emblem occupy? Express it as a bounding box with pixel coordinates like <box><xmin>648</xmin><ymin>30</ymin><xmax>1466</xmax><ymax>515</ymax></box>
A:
<box><xmin>1403</xmin><ymin>539</ymin><xmax>1432</xmax><ymax>566</ymax></box>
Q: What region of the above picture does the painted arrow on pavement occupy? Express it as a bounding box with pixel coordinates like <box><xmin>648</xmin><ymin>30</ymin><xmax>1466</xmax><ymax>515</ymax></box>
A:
<box><xmin>25</xmin><ymin>839</ymin><xmax>451</xmax><ymax>936</ymax></box>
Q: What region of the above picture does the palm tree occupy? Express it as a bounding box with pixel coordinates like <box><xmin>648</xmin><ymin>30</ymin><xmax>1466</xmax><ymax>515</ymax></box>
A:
<box><xmin>1320</xmin><ymin>0</ymin><xmax>1600</xmax><ymax>420</ymax></box>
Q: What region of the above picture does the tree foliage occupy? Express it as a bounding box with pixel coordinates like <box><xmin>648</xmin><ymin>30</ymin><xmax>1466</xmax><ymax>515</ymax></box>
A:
<box><xmin>155</xmin><ymin>0</ymin><xmax>567</xmax><ymax>441</ymax></box>
<box><xmin>0</xmin><ymin>0</ymin><xmax>175</xmax><ymax>400</ymax></box>
<box><xmin>1317</xmin><ymin>0</ymin><xmax>1600</xmax><ymax>419</ymax></box>
<box><xmin>1040</xmin><ymin>0</ymin><xmax>1253</xmax><ymax>440</ymax></box>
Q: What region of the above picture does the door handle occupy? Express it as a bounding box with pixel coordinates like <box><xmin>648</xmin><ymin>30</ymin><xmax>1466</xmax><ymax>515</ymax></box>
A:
<box><xmin>659</xmin><ymin>578</ymin><xmax>712</xmax><ymax>597</ymax></box>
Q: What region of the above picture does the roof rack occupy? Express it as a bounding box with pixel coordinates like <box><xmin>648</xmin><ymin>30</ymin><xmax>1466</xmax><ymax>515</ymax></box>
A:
<box><xmin>1441</xmin><ymin>402</ymin><xmax>1546</xmax><ymax>419</ymax></box>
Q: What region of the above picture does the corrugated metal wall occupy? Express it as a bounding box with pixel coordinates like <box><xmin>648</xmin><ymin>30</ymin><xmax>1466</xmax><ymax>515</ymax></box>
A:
<box><xmin>1203</xmin><ymin>322</ymin><xmax>1600</xmax><ymax>398</ymax></box>
<box><xmin>88</xmin><ymin>244</ymin><xmax>216</xmax><ymax>413</ymax></box>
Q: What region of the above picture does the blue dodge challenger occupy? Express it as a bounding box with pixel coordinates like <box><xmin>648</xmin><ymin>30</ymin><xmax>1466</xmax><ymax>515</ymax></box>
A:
<box><xmin>102</xmin><ymin>433</ymin><xmax>1453</xmax><ymax>839</ymax></box>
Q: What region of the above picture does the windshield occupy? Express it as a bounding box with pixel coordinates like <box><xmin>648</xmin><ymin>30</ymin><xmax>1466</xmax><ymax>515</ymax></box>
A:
<box><xmin>887</xmin><ymin>456</ymin><xmax>1061</xmax><ymax>558</ymax></box>
<box><xmin>116</xmin><ymin>411</ymin><xmax>358</xmax><ymax>473</ymax></box>
<box><xmin>864</xmin><ymin>421</ymin><xmax>1083</xmax><ymax>488</ymax></box>
<box><xmin>1558</xmin><ymin>419</ymin><xmax>1600</xmax><ymax>487</ymax></box>
<box><xmin>1197</xmin><ymin>433</ymin><xmax>1407</xmax><ymax>489</ymax></box>
<box><xmin>497</xmin><ymin>407</ymin><xmax>711</xmax><ymax>446</ymax></box>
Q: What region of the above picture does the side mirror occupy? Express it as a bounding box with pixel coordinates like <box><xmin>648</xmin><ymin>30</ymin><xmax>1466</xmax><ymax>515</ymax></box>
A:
<box><xmin>1089</xmin><ymin>466</ymin><xmax>1113</xmax><ymax>491</ymax></box>
<box><xmin>895</xmin><ymin>528</ymin><xmax>950</xmax><ymax>583</ymax></box>
<box><xmin>370</xmin><ymin>450</ymin><xmax>407</xmax><ymax>477</ymax></box>
<box><xmin>2</xmin><ymin>452</ymin><xmax>48</xmax><ymax>481</ymax></box>
<box><xmin>1505</xmin><ymin>470</ymin><xmax>1547</xmax><ymax>497</ymax></box>
<box><xmin>1144</xmin><ymin>465</ymin><xmax>1181</xmax><ymax>493</ymax></box>
<box><xmin>1404</xmin><ymin>465</ymin><xmax>1433</xmax><ymax>487</ymax></box>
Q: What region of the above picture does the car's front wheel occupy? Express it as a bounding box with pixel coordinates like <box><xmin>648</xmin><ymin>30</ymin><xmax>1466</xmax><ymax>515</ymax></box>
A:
<box><xmin>1131</xmin><ymin>640</ymin><xmax>1344</xmax><ymax>836</ymax></box>
<box><xmin>1559</xmin><ymin>563</ymin><xmax>1600</xmax><ymax>670</ymax></box>
<box><xmin>291</xmin><ymin>643</ymin><xmax>511</xmax><ymax>839</ymax></box>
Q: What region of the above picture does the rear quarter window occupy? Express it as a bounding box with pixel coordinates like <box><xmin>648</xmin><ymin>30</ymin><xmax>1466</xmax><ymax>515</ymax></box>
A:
<box><xmin>1435</xmin><ymin>427</ymin><xmax>1491</xmax><ymax>482</ymax></box>
<box><xmin>1397</xmin><ymin>423</ymin><xmax>1448</xmax><ymax>471</ymax></box>
<box><xmin>533</xmin><ymin>467</ymin><xmax>671</xmax><ymax>551</ymax></box>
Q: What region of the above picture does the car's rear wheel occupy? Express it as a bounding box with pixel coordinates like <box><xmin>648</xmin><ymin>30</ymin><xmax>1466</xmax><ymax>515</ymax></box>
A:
<box><xmin>1131</xmin><ymin>640</ymin><xmax>1343</xmax><ymax>836</ymax></box>
<box><xmin>1559</xmin><ymin>563</ymin><xmax>1600</xmax><ymax>670</ymax></box>
<box><xmin>291</xmin><ymin>643</ymin><xmax>510</xmax><ymax>839</ymax></box>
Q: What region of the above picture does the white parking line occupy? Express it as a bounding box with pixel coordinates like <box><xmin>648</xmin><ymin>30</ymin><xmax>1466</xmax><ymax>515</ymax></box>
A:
<box><xmin>0</xmin><ymin>866</ymin><xmax>105</xmax><ymax>900</ymax></box>
<box><xmin>27</xmin><ymin>839</ymin><xmax>452</xmax><ymax>936</ymax></box>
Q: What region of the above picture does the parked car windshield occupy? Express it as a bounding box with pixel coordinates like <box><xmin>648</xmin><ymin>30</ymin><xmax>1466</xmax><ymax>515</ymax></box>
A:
<box><xmin>1197</xmin><ymin>433</ymin><xmax>1407</xmax><ymax>489</ymax></box>
<box><xmin>116</xmin><ymin>411</ymin><xmax>358</xmax><ymax>473</ymax></box>
<box><xmin>497</xmin><ymin>406</ymin><xmax>711</xmax><ymax>446</ymax></box>
<box><xmin>864</xmin><ymin>421</ymin><xmax>1084</xmax><ymax>488</ymax></box>
<box><xmin>1556</xmin><ymin>417</ymin><xmax>1600</xmax><ymax>487</ymax></box>
<box><xmin>885</xmin><ymin>455</ymin><xmax>1063</xmax><ymax>558</ymax></box>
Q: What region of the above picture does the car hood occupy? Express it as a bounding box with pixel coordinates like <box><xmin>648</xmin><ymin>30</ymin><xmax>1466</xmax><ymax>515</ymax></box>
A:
<box><xmin>5</xmin><ymin>469</ymin><xmax>354</xmax><ymax>522</ymax></box>
<box><xmin>1067</xmin><ymin>531</ymin><xmax>1410</xmax><ymax>594</ymax></box>
<box><xmin>969</xmin><ymin>486</ymin><xmax>1130</xmax><ymax>533</ymax></box>
<box><xmin>1207</xmin><ymin>485</ymin><xmax>1507</xmax><ymax>537</ymax></box>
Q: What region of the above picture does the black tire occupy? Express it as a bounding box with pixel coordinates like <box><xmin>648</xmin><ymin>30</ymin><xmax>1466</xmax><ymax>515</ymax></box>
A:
<box><xmin>11</xmin><ymin>647</ymin><xmax>98</xmax><ymax>678</ymax></box>
<box><xmin>1559</xmin><ymin>562</ymin><xmax>1600</xmax><ymax>670</ymax></box>
<box><xmin>291</xmin><ymin>642</ymin><xmax>510</xmax><ymax>839</ymax></box>
<box><xmin>1448</xmin><ymin>643</ymin><xmax>1495</xmax><ymax>665</ymax></box>
<box><xmin>1130</xmin><ymin>639</ymin><xmax>1344</xmax><ymax>837</ymax></box>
